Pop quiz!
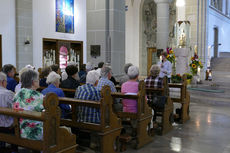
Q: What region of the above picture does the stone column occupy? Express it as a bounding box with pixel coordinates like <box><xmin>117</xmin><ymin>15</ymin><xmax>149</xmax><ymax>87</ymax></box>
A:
<box><xmin>154</xmin><ymin>0</ymin><xmax>172</xmax><ymax>50</ymax></box>
<box><xmin>87</xmin><ymin>0</ymin><xmax>125</xmax><ymax>75</ymax></box>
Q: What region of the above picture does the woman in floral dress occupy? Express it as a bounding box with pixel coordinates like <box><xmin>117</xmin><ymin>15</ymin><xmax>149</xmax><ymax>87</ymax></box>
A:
<box><xmin>13</xmin><ymin>70</ymin><xmax>44</xmax><ymax>140</ymax></box>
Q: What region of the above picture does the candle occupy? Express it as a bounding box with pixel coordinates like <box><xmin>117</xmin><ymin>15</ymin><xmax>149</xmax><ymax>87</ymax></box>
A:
<box><xmin>160</xmin><ymin>55</ymin><xmax>162</xmax><ymax>61</ymax></box>
<box><xmin>197</xmin><ymin>67</ymin><xmax>200</xmax><ymax>76</ymax></box>
<box><xmin>209</xmin><ymin>72</ymin><xmax>212</xmax><ymax>77</ymax></box>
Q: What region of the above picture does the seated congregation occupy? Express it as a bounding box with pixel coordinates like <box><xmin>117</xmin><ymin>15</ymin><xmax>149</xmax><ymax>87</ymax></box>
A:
<box><xmin>0</xmin><ymin>53</ymin><xmax>190</xmax><ymax>152</ymax></box>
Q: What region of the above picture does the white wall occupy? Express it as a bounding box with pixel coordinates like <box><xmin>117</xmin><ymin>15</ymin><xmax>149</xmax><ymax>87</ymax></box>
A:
<box><xmin>33</xmin><ymin>0</ymin><xmax>87</xmax><ymax>69</ymax></box>
<box><xmin>208</xmin><ymin>7</ymin><xmax>230</xmax><ymax>57</ymax></box>
<box><xmin>125</xmin><ymin>0</ymin><xmax>142</xmax><ymax>68</ymax></box>
<box><xmin>0</xmin><ymin>0</ymin><xmax>16</xmax><ymax>66</ymax></box>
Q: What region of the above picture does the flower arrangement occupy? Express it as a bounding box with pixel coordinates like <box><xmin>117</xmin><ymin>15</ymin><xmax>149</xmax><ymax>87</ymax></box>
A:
<box><xmin>171</xmin><ymin>74</ymin><xmax>182</xmax><ymax>83</ymax></box>
<box><xmin>189</xmin><ymin>52</ymin><xmax>203</xmax><ymax>75</ymax></box>
<box><xmin>166</xmin><ymin>48</ymin><xmax>176</xmax><ymax>64</ymax></box>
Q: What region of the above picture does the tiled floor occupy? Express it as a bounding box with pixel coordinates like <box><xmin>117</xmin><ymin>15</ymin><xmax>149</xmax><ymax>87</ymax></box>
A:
<box><xmin>124</xmin><ymin>102</ymin><xmax>230</xmax><ymax>153</ymax></box>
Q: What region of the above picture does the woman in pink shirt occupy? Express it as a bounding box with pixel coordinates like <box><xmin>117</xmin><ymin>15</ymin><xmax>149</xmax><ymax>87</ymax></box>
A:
<box><xmin>121</xmin><ymin>66</ymin><xmax>139</xmax><ymax>113</ymax></box>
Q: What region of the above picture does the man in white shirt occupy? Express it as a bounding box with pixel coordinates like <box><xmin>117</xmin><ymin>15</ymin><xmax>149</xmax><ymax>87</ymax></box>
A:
<box><xmin>158</xmin><ymin>52</ymin><xmax>172</xmax><ymax>82</ymax></box>
<box><xmin>95</xmin><ymin>62</ymin><xmax>104</xmax><ymax>76</ymax></box>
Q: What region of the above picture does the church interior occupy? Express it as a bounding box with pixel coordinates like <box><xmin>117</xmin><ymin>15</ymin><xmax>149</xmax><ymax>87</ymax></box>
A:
<box><xmin>0</xmin><ymin>0</ymin><xmax>230</xmax><ymax>152</ymax></box>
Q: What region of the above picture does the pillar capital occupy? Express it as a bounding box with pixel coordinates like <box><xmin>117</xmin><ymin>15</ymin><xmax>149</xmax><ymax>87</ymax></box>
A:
<box><xmin>154</xmin><ymin>0</ymin><xmax>172</xmax><ymax>4</ymax></box>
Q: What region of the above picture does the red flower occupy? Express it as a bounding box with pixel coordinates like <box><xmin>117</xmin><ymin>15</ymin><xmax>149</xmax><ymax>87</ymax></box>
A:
<box><xmin>26</xmin><ymin>99</ymin><xmax>31</xmax><ymax>103</ymax></box>
<box><xmin>13</xmin><ymin>102</ymin><xmax>20</xmax><ymax>110</ymax></box>
<box><xmin>19</xmin><ymin>118</ymin><xmax>23</xmax><ymax>123</ymax></box>
<box><xmin>28</xmin><ymin>123</ymin><xmax>36</xmax><ymax>128</ymax></box>
<box><xmin>13</xmin><ymin>102</ymin><xmax>23</xmax><ymax>111</ymax></box>
<box><xmin>167</xmin><ymin>48</ymin><xmax>172</xmax><ymax>54</ymax></box>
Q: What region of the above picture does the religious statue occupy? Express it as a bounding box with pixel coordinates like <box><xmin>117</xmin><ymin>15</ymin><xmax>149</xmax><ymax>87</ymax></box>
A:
<box><xmin>179</xmin><ymin>30</ymin><xmax>186</xmax><ymax>48</ymax></box>
<box><xmin>194</xmin><ymin>45</ymin><xmax>198</xmax><ymax>54</ymax></box>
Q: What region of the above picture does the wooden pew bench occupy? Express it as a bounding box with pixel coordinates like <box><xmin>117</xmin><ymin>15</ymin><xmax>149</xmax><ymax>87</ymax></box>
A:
<box><xmin>145</xmin><ymin>77</ymin><xmax>174</xmax><ymax>135</ymax></box>
<box><xmin>111</xmin><ymin>81</ymin><xmax>153</xmax><ymax>149</ymax></box>
<box><xmin>37</xmin><ymin>86</ymin><xmax>76</xmax><ymax>98</ymax></box>
<box><xmin>58</xmin><ymin>86</ymin><xmax>122</xmax><ymax>153</ymax></box>
<box><xmin>169</xmin><ymin>74</ymin><xmax>190</xmax><ymax>123</ymax></box>
<box><xmin>0</xmin><ymin>93</ymin><xmax>77</xmax><ymax>153</ymax></box>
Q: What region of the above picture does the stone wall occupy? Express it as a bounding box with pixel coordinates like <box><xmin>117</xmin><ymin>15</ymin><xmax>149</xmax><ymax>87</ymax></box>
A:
<box><xmin>16</xmin><ymin>0</ymin><xmax>33</xmax><ymax>70</ymax></box>
<box><xmin>87</xmin><ymin>0</ymin><xmax>125</xmax><ymax>75</ymax></box>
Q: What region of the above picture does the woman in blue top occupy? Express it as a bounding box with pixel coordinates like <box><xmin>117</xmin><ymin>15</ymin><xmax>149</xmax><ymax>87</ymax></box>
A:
<box><xmin>41</xmin><ymin>71</ymin><xmax>71</xmax><ymax>118</ymax></box>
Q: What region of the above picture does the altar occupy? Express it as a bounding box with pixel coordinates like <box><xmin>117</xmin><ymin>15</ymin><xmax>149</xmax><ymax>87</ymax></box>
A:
<box><xmin>175</xmin><ymin>48</ymin><xmax>189</xmax><ymax>75</ymax></box>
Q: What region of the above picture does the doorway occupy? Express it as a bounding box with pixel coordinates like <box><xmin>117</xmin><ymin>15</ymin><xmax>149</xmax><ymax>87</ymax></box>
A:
<box><xmin>214</xmin><ymin>27</ymin><xmax>219</xmax><ymax>58</ymax></box>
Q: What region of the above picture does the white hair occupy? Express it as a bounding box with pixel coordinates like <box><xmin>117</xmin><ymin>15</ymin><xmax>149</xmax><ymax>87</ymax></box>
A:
<box><xmin>19</xmin><ymin>68</ymin><xmax>31</xmax><ymax>80</ymax></box>
<box><xmin>101</xmin><ymin>66</ymin><xmax>112</xmax><ymax>78</ymax></box>
<box><xmin>25</xmin><ymin>65</ymin><xmax>35</xmax><ymax>70</ymax></box>
<box><xmin>86</xmin><ymin>70</ymin><xmax>100</xmax><ymax>85</ymax></box>
<box><xmin>46</xmin><ymin>71</ymin><xmax>61</xmax><ymax>84</ymax></box>
<box><xmin>86</xmin><ymin>62</ymin><xmax>93</xmax><ymax>72</ymax></box>
<box><xmin>0</xmin><ymin>72</ymin><xmax>7</xmax><ymax>82</ymax></box>
<box><xmin>67</xmin><ymin>61</ymin><xmax>76</xmax><ymax>66</ymax></box>
<box><xmin>127</xmin><ymin>66</ymin><xmax>139</xmax><ymax>79</ymax></box>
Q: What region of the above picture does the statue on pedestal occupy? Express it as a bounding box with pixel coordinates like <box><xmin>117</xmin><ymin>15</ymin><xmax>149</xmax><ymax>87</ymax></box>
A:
<box><xmin>179</xmin><ymin>30</ymin><xmax>186</xmax><ymax>48</ymax></box>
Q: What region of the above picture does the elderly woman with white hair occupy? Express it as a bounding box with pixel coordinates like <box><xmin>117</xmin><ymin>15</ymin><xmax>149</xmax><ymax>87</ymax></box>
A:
<box><xmin>13</xmin><ymin>70</ymin><xmax>43</xmax><ymax>140</ymax></box>
<box><xmin>41</xmin><ymin>71</ymin><xmax>71</xmax><ymax>118</ymax></box>
<box><xmin>15</xmin><ymin>65</ymin><xmax>35</xmax><ymax>93</ymax></box>
<box><xmin>121</xmin><ymin>65</ymin><xmax>139</xmax><ymax>113</ymax></box>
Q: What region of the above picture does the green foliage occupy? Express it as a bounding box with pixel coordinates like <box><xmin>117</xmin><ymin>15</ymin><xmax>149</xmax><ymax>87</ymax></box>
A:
<box><xmin>184</xmin><ymin>73</ymin><xmax>193</xmax><ymax>79</ymax></box>
<box><xmin>171</xmin><ymin>74</ymin><xmax>182</xmax><ymax>83</ymax></box>
<box><xmin>189</xmin><ymin>53</ymin><xmax>203</xmax><ymax>75</ymax></box>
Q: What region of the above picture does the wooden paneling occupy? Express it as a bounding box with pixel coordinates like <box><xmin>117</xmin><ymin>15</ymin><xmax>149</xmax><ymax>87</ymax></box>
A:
<box><xmin>147</xmin><ymin>47</ymin><xmax>157</xmax><ymax>75</ymax></box>
<box><xmin>43</xmin><ymin>38</ymin><xmax>83</xmax><ymax>69</ymax></box>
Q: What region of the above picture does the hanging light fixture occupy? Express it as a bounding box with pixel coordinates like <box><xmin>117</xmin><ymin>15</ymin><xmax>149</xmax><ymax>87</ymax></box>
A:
<box><xmin>176</xmin><ymin>0</ymin><xmax>185</xmax><ymax>7</ymax></box>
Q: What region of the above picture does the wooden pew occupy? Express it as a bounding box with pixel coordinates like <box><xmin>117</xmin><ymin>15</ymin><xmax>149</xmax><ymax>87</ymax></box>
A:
<box><xmin>169</xmin><ymin>74</ymin><xmax>190</xmax><ymax>123</ymax></box>
<box><xmin>37</xmin><ymin>86</ymin><xmax>76</xmax><ymax>98</ymax></box>
<box><xmin>58</xmin><ymin>86</ymin><xmax>122</xmax><ymax>153</ymax></box>
<box><xmin>145</xmin><ymin>77</ymin><xmax>174</xmax><ymax>135</ymax></box>
<box><xmin>0</xmin><ymin>93</ymin><xmax>77</xmax><ymax>153</ymax></box>
<box><xmin>111</xmin><ymin>81</ymin><xmax>153</xmax><ymax>149</ymax></box>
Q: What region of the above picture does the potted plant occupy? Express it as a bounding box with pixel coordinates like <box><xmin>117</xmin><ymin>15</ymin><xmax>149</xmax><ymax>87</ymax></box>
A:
<box><xmin>171</xmin><ymin>74</ymin><xmax>182</xmax><ymax>83</ymax></box>
<box><xmin>184</xmin><ymin>73</ymin><xmax>193</xmax><ymax>85</ymax></box>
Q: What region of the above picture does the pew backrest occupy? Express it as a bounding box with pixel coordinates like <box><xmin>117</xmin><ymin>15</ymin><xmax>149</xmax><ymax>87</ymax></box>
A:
<box><xmin>111</xmin><ymin>80</ymin><xmax>152</xmax><ymax>120</ymax></box>
<box><xmin>168</xmin><ymin>74</ymin><xmax>187</xmax><ymax>103</ymax></box>
<box><xmin>145</xmin><ymin>76</ymin><xmax>169</xmax><ymax>97</ymax></box>
<box><xmin>58</xmin><ymin>85</ymin><xmax>122</xmax><ymax>133</ymax></box>
<box><xmin>0</xmin><ymin>93</ymin><xmax>76</xmax><ymax>153</ymax></box>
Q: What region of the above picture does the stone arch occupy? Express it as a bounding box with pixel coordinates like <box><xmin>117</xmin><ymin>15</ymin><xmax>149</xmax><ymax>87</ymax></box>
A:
<box><xmin>139</xmin><ymin>0</ymin><xmax>157</xmax><ymax>75</ymax></box>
